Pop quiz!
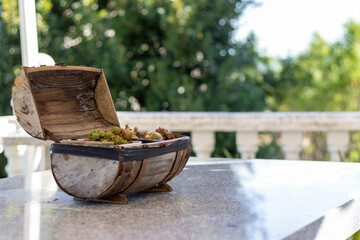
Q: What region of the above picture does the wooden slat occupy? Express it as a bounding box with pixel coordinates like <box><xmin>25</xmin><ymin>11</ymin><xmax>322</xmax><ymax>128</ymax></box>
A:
<box><xmin>163</xmin><ymin>148</ymin><xmax>189</xmax><ymax>183</ymax></box>
<box><xmin>32</xmin><ymin>88</ymin><xmax>94</xmax><ymax>102</ymax></box>
<box><xmin>98</xmin><ymin>162</ymin><xmax>131</xmax><ymax>198</ymax></box>
<box><xmin>117</xmin><ymin>161</ymin><xmax>142</xmax><ymax>193</ymax></box>
<box><xmin>176</xmin><ymin>146</ymin><xmax>192</xmax><ymax>175</ymax></box>
<box><xmin>36</xmin><ymin>99</ymin><xmax>97</xmax><ymax>114</ymax></box>
<box><xmin>157</xmin><ymin>151</ymin><xmax>184</xmax><ymax>186</ymax></box>
<box><xmin>51</xmin><ymin>153</ymin><xmax>119</xmax><ymax>199</ymax></box>
<box><xmin>141</xmin><ymin>152</ymin><xmax>175</xmax><ymax>176</ymax></box>
<box><xmin>95</xmin><ymin>72</ymin><xmax>119</xmax><ymax>126</ymax></box>
<box><xmin>122</xmin><ymin>159</ymin><xmax>148</xmax><ymax>194</ymax></box>
<box><xmin>61</xmin><ymin>140</ymin><xmax>114</xmax><ymax>147</ymax></box>
<box><xmin>27</xmin><ymin>70</ymin><xmax>99</xmax><ymax>90</ymax></box>
<box><xmin>134</xmin><ymin>172</ymin><xmax>171</xmax><ymax>190</ymax></box>
<box><xmin>12</xmin><ymin>82</ymin><xmax>44</xmax><ymax>139</ymax></box>
<box><xmin>44</xmin><ymin>123</ymin><xmax>109</xmax><ymax>135</ymax></box>
<box><xmin>40</xmin><ymin>111</ymin><xmax>103</xmax><ymax>125</ymax></box>
<box><xmin>24</xmin><ymin>65</ymin><xmax>102</xmax><ymax>74</ymax></box>
<box><xmin>48</xmin><ymin>125</ymin><xmax>115</xmax><ymax>140</ymax></box>
<box><xmin>40</xmin><ymin>111</ymin><xmax>115</xmax><ymax>139</ymax></box>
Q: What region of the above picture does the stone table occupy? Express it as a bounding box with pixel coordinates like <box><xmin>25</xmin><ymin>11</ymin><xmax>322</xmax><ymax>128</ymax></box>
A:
<box><xmin>0</xmin><ymin>158</ymin><xmax>360</xmax><ymax>240</ymax></box>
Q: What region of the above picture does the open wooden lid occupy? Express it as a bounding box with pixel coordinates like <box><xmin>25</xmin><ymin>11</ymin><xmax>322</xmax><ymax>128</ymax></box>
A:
<box><xmin>12</xmin><ymin>65</ymin><xmax>120</xmax><ymax>141</ymax></box>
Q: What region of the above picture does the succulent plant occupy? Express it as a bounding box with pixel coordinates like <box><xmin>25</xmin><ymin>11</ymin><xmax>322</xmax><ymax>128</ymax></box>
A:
<box><xmin>113</xmin><ymin>137</ymin><xmax>121</xmax><ymax>145</ymax></box>
<box><xmin>118</xmin><ymin>139</ymin><xmax>129</xmax><ymax>144</ymax></box>
<box><xmin>150</xmin><ymin>132</ymin><xmax>163</xmax><ymax>140</ymax></box>
<box><xmin>104</xmin><ymin>131</ymin><xmax>114</xmax><ymax>140</ymax></box>
<box><xmin>112</xmin><ymin>127</ymin><xmax>121</xmax><ymax>134</ymax></box>
<box><xmin>87</xmin><ymin>125</ymin><xmax>179</xmax><ymax>145</ymax></box>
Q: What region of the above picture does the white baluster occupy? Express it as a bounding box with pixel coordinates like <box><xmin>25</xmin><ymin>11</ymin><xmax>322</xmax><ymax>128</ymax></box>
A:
<box><xmin>191</xmin><ymin>131</ymin><xmax>215</xmax><ymax>158</ymax></box>
<box><xmin>281</xmin><ymin>131</ymin><xmax>303</xmax><ymax>160</ymax></box>
<box><xmin>327</xmin><ymin>131</ymin><xmax>349</xmax><ymax>162</ymax></box>
<box><xmin>4</xmin><ymin>146</ymin><xmax>25</xmax><ymax>177</ymax></box>
<box><xmin>236</xmin><ymin>131</ymin><xmax>258</xmax><ymax>159</ymax></box>
<box><xmin>24</xmin><ymin>146</ymin><xmax>37</xmax><ymax>174</ymax></box>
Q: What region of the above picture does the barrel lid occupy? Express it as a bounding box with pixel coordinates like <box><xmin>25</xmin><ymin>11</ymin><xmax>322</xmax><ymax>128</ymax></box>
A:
<box><xmin>12</xmin><ymin>65</ymin><xmax>119</xmax><ymax>141</ymax></box>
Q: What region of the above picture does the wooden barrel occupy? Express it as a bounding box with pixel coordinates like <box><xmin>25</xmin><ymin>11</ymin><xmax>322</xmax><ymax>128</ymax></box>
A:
<box><xmin>51</xmin><ymin>136</ymin><xmax>191</xmax><ymax>200</ymax></box>
<box><xmin>12</xmin><ymin>65</ymin><xmax>192</xmax><ymax>203</ymax></box>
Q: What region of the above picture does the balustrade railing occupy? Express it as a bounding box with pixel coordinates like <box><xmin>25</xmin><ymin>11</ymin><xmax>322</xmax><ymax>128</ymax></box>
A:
<box><xmin>1</xmin><ymin>112</ymin><xmax>360</xmax><ymax>177</ymax></box>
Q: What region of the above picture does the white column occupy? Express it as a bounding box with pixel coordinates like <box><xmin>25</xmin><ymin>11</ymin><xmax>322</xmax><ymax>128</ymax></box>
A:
<box><xmin>191</xmin><ymin>131</ymin><xmax>215</xmax><ymax>158</ymax></box>
<box><xmin>327</xmin><ymin>131</ymin><xmax>349</xmax><ymax>162</ymax></box>
<box><xmin>236</xmin><ymin>131</ymin><xmax>258</xmax><ymax>159</ymax></box>
<box><xmin>281</xmin><ymin>131</ymin><xmax>303</xmax><ymax>160</ymax></box>
<box><xmin>4</xmin><ymin>146</ymin><xmax>25</xmax><ymax>177</ymax></box>
<box><xmin>18</xmin><ymin>0</ymin><xmax>39</xmax><ymax>66</ymax></box>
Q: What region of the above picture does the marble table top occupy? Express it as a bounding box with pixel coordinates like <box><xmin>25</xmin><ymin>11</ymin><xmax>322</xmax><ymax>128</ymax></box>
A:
<box><xmin>1</xmin><ymin>158</ymin><xmax>360</xmax><ymax>240</ymax></box>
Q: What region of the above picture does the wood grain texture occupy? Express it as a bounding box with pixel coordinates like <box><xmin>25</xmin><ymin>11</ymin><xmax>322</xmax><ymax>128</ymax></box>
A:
<box><xmin>12</xmin><ymin>66</ymin><xmax>119</xmax><ymax>140</ymax></box>
<box><xmin>116</xmin><ymin>161</ymin><xmax>142</xmax><ymax>193</ymax></box>
<box><xmin>122</xmin><ymin>159</ymin><xmax>149</xmax><ymax>194</ymax></box>
<box><xmin>12</xmin><ymin>69</ymin><xmax>44</xmax><ymax>139</ymax></box>
<box><xmin>95</xmin><ymin>72</ymin><xmax>119</xmax><ymax>126</ymax></box>
<box><xmin>97</xmin><ymin>162</ymin><xmax>129</xmax><ymax>198</ymax></box>
<box><xmin>25</xmin><ymin>65</ymin><xmax>102</xmax><ymax>74</ymax></box>
<box><xmin>130</xmin><ymin>152</ymin><xmax>176</xmax><ymax>190</ymax></box>
<box><xmin>168</xmin><ymin>146</ymin><xmax>192</xmax><ymax>181</ymax></box>
<box><xmin>74</xmin><ymin>193</ymin><xmax>128</xmax><ymax>204</ymax></box>
<box><xmin>51</xmin><ymin>153</ymin><xmax>119</xmax><ymax>199</ymax></box>
<box><xmin>114</xmin><ymin>143</ymin><xmax>145</xmax><ymax>193</ymax></box>
<box><xmin>61</xmin><ymin>140</ymin><xmax>115</xmax><ymax>147</ymax></box>
<box><xmin>142</xmin><ymin>183</ymin><xmax>173</xmax><ymax>193</ymax></box>
<box><xmin>36</xmin><ymin>99</ymin><xmax>97</xmax><ymax>115</ymax></box>
<box><xmin>123</xmin><ymin>137</ymin><xmax>190</xmax><ymax>193</ymax></box>
<box><xmin>50</xmin><ymin>137</ymin><xmax>191</xmax><ymax>201</ymax></box>
<box><xmin>157</xmin><ymin>150</ymin><xmax>184</xmax><ymax>186</ymax></box>
<box><xmin>33</xmin><ymin>88</ymin><xmax>94</xmax><ymax>102</ymax></box>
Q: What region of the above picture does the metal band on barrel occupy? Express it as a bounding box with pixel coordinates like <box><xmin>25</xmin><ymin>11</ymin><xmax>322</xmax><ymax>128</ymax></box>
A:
<box><xmin>51</xmin><ymin>138</ymin><xmax>190</xmax><ymax>162</ymax></box>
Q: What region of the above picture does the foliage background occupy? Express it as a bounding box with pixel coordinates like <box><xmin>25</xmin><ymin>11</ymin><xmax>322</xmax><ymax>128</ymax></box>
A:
<box><xmin>1</xmin><ymin>0</ymin><xmax>360</xmax><ymax>177</ymax></box>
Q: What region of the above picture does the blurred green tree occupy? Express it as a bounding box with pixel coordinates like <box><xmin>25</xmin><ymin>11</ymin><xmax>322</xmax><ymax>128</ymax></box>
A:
<box><xmin>0</xmin><ymin>1</ymin><xmax>21</xmax><ymax>115</ymax></box>
<box><xmin>278</xmin><ymin>21</ymin><xmax>360</xmax><ymax>161</ymax></box>
<box><xmin>279</xmin><ymin>22</ymin><xmax>360</xmax><ymax>111</ymax></box>
<box><xmin>36</xmin><ymin>0</ymin><xmax>274</xmax><ymax>113</ymax></box>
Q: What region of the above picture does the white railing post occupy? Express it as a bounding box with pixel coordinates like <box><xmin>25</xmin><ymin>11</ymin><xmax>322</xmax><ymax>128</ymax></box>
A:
<box><xmin>281</xmin><ymin>131</ymin><xmax>303</xmax><ymax>160</ymax></box>
<box><xmin>4</xmin><ymin>146</ymin><xmax>25</xmax><ymax>177</ymax></box>
<box><xmin>236</xmin><ymin>131</ymin><xmax>258</xmax><ymax>159</ymax></box>
<box><xmin>327</xmin><ymin>131</ymin><xmax>349</xmax><ymax>162</ymax></box>
<box><xmin>191</xmin><ymin>131</ymin><xmax>215</xmax><ymax>158</ymax></box>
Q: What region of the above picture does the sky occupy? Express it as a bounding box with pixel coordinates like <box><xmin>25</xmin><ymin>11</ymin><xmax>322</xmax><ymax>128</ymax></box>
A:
<box><xmin>234</xmin><ymin>0</ymin><xmax>360</xmax><ymax>58</ymax></box>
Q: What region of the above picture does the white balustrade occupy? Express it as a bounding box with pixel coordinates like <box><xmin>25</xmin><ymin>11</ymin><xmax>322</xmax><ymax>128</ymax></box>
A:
<box><xmin>1</xmin><ymin>112</ymin><xmax>360</xmax><ymax>176</ymax></box>
<box><xmin>326</xmin><ymin>131</ymin><xmax>350</xmax><ymax>162</ymax></box>
<box><xmin>281</xmin><ymin>131</ymin><xmax>303</xmax><ymax>160</ymax></box>
<box><xmin>4</xmin><ymin>146</ymin><xmax>25</xmax><ymax>177</ymax></box>
<box><xmin>191</xmin><ymin>131</ymin><xmax>215</xmax><ymax>158</ymax></box>
<box><xmin>236</xmin><ymin>131</ymin><xmax>258</xmax><ymax>159</ymax></box>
